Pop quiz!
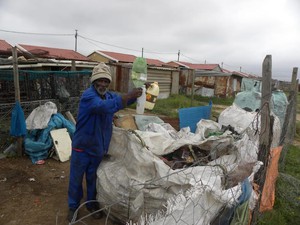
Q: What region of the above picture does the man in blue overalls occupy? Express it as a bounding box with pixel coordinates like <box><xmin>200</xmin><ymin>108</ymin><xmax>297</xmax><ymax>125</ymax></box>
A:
<box><xmin>67</xmin><ymin>62</ymin><xmax>142</xmax><ymax>222</ymax></box>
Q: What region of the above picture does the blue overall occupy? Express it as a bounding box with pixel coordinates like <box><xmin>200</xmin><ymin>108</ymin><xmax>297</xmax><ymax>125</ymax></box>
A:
<box><xmin>68</xmin><ymin>85</ymin><xmax>135</xmax><ymax>210</ymax></box>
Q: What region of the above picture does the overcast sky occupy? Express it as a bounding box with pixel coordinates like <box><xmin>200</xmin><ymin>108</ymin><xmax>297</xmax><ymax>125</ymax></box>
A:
<box><xmin>0</xmin><ymin>0</ymin><xmax>299</xmax><ymax>81</ymax></box>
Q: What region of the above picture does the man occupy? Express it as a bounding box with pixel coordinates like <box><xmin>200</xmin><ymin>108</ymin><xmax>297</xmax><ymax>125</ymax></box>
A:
<box><xmin>67</xmin><ymin>62</ymin><xmax>143</xmax><ymax>222</ymax></box>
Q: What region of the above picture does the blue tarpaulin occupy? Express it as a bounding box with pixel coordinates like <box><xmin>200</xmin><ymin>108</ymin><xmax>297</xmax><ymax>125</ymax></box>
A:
<box><xmin>24</xmin><ymin>113</ymin><xmax>75</xmax><ymax>164</ymax></box>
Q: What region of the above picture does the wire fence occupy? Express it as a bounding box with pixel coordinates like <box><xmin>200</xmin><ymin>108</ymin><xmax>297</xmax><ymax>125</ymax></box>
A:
<box><xmin>0</xmin><ymin>69</ymin><xmax>89</xmax><ymax>151</ymax></box>
<box><xmin>0</xmin><ymin>98</ymin><xmax>80</xmax><ymax>151</ymax></box>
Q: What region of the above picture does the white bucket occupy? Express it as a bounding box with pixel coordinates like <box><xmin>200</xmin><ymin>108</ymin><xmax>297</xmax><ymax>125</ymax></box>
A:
<box><xmin>136</xmin><ymin>85</ymin><xmax>146</xmax><ymax>114</ymax></box>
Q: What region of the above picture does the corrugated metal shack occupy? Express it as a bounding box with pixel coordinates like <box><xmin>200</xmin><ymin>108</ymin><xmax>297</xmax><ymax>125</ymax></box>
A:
<box><xmin>179</xmin><ymin>68</ymin><xmax>251</xmax><ymax>97</ymax></box>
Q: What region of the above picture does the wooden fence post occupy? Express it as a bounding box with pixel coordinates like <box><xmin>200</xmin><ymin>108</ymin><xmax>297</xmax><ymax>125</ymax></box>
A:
<box><xmin>251</xmin><ymin>55</ymin><xmax>273</xmax><ymax>224</ymax></box>
<box><xmin>279</xmin><ymin>67</ymin><xmax>298</xmax><ymax>168</ymax></box>
<box><xmin>191</xmin><ymin>69</ymin><xmax>195</xmax><ymax>107</ymax></box>
<box><xmin>12</xmin><ymin>46</ymin><xmax>23</xmax><ymax>157</ymax></box>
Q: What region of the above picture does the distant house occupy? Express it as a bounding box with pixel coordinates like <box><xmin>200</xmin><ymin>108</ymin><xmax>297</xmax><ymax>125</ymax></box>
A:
<box><xmin>0</xmin><ymin>39</ymin><xmax>12</xmax><ymax>58</ymax></box>
<box><xmin>88</xmin><ymin>50</ymin><xmax>136</xmax><ymax>64</ymax></box>
<box><xmin>17</xmin><ymin>44</ymin><xmax>90</xmax><ymax>62</ymax></box>
<box><xmin>0</xmin><ymin>43</ymin><xmax>97</xmax><ymax>71</ymax></box>
<box><xmin>166</xmin><ymin>61</ymin><xmax>222</xmax><ymax>71</ymax></box>
<box><xmin>0</xmin><ymin>42</ymin><xmax>98</xmax><ymax>103</ymax></box>
<box><xmin>167</xmin><ymin>61</ymin><xmax>256</xmax><ymax>97</ymax></box>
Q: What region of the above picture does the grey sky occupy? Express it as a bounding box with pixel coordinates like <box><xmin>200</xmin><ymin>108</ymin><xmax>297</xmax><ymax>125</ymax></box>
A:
<box><xmin>0</xmin><ymin>0</ymin><xmax>299</xmax><ymax>81</ymax></box>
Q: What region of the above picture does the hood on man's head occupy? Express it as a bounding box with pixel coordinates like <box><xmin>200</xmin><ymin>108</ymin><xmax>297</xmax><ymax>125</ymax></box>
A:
<box><xmin>90</xmin><ymin>62</ymin><xmax>112</xmax><ymax>83</ymax></box>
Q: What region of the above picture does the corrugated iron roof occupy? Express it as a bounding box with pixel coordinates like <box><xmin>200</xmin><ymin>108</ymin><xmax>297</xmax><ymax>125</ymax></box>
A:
<box><xmin>18</xmin><ymin>44</ymin><xmax>90</xmax><ymax>61</ymax></box>
<box><xmin>222</xmin><ymin>67</ymin><xmax>260</xmax><ymax>79</ymax></box>
<box><xmin>96</xmin><ymin>51</ymin><xmax>167</xmax><ymax>67</ymax></box>
<box><xmin>0</xmin><ymin>39</ymin><xmax>12</xmax><ymax>53</ymax></box>
<box><xmin>166</xmin><ymin>61</ymin><xmax>220</xmax><ymax>70</ymax></box>
<box><xmin>195</xmin><ymin>69</ymin><xmax>232</xmax><ymax>77</ymax></box>
<box><xmin>97</xmin><ymin>51</ymin><xmax>136</xmax><ymax>63</ymax></box>
<box><xmin>146</xmin><ymin>58</ymin><xmax>166</xmax><ymax>67</ymax></box>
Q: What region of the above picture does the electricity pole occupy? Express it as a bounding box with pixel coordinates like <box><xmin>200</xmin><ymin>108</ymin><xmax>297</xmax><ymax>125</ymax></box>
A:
<box><xmin>75</xmin><ymin>29</ymin><xmax>78</xmax><ymax>52</ymax></box>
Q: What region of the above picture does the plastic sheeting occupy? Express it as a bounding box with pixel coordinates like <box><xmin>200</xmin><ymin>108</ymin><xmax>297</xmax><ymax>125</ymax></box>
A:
<box><xmin>25</xmin><ymin>101</ymin><xmax>58</xmax><ymax>130</ymax></box>
<box><xmin>10</xmin><ymin>101</ymin><xmax>26</xmax><ymax>137</ymax></box>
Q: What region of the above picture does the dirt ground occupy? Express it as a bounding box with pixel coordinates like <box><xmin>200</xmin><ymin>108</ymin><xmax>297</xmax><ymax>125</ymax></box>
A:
<box><xmin>0</xmin><ymin>110</ymin><xmax>179</xmax><ymax>225</ymax></box>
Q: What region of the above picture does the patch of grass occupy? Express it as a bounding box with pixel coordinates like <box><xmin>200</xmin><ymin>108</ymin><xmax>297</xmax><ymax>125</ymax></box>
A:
<box><xmin>144</xmin><ymin>94</ymin><xmax>233</xmax><ymax>118</ymax></box>
<box><xmin>193</xmin><ymin>95</ymin><xmax>235</xmax><ymax>106</ymax></box>
<box><xmin>151</xmin><ymin>95</ymin><xmax>207</xmax><ymax>118</ymax></box>
<box><xmin>283</xmin><ymin>145</ymin><xmax>300</xmax><ymax>179</ymax></box>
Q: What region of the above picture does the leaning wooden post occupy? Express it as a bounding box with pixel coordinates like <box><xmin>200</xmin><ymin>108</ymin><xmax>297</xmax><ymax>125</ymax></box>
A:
<box><xmin>191</xmin><ymin>69</ymin><xmax>195</xmax><ymax>107</ymax></box>
<box><xmin>279</xmin><ymin>68</ymin><xmax>298</xmax><ymax>168</ymax></box>
<box><xmin>251</xmin><ymin>55</ymin><xmax>273</xmax><ymax>224</ymax></box>
<box><xmin>12</xmin><ymin>46</ymin><xmax>23</xmax><ymax>157</ymax></box>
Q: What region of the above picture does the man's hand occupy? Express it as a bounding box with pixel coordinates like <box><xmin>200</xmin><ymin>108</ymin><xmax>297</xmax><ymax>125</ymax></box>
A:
<box><xmin>144</xmin><ymin>82</ymin><xmax>151</xmax><ymax>89</ymax></box>
<box><xmin>127</xmin><ymin>88</ymin><xmax>143</xmax><ymax>99</ymax></box>
<box><xmin>121</xmin><ymin>88</ymin><xmax>143</xmax><ymax>107</ymax></box>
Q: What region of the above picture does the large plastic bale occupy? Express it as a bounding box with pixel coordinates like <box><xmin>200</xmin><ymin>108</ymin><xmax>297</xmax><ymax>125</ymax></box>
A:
<box><xmin>97</xmin><ymin>123</ymin><xmax>246</xmax><ymax>224</ymax></box>
<box><xmin>241</xmin><ymin>78</ymin><xmax>261</xmax><ymax>92</ymax></box>
<box><xmin>234</xmin><ymin>89</ymin><xmax>288</xmax><ymax>128</ymax></box>
<box><xmin>218</xmin><ymin>104</ymin><xmax>282</xmax><ymax>165</ymax></box>
<box><xmin>270</xmin><ymin>90</ymin><xmax>288</xmax><ymax>128</ymax></box>
<box><xmin>234</xmin><ymin>91</ymin><xmax>261</xmax><ymax>112</ymax></box>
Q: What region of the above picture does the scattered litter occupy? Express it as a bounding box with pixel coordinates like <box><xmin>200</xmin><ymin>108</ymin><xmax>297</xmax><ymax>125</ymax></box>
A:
<box><xmin>0</xmin><ymin>177</ymin><xmax>7</xmax><ymax>182</ymax></box>
<box><xmin>29</xmin><ymin>178</ymin><xmax>36</xmax><ymax>182</ymax></box>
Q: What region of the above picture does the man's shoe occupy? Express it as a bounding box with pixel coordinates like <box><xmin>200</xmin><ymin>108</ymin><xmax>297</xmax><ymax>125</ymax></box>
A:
<box><xmin>67</xmin><ymin>208</ymin><xmax>78</xmax><ymax>222</ymax></box>
<box><xmin>87</xmin><ymin>206</ymin><xmax>103</xmax><ymax>219</ymax></box>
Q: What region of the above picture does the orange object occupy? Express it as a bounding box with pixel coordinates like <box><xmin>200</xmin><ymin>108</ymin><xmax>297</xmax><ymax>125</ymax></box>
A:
<box><xmin>259</xmin><ymin>146</ymin><xmax>283</xmax><ymax>212</ymax></box>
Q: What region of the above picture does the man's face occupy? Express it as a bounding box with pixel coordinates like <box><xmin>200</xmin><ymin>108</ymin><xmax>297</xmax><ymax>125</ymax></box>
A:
<box><xmin>93</xmin><ymin>78</ymin><xmax>110</xmax><ymax>96</ymax></box>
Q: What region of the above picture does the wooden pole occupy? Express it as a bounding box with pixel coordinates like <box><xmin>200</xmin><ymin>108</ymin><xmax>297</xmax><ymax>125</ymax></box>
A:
<box><xmin>191</xmin><ymin>69</ymin><xmax>195</xmax><ymax>106</ymax></box>
<box><xmin>12</xmin><ymin>47</ymin><xmax>20</xmax><ymax>101</ymax></box>
<box><xmin>12</xmin><ymin>46</ymin><xmax>23</xmax><ymax>157</ymax></box>
<box><xmin>279</xmin><ymin>68</ymin><xmax>298</xmax><ymax>168</ymax></box>
<box><xmin>251</xmin><ymin>55</ymin><xmax>273</xmax><ymax>224</ymax></box>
